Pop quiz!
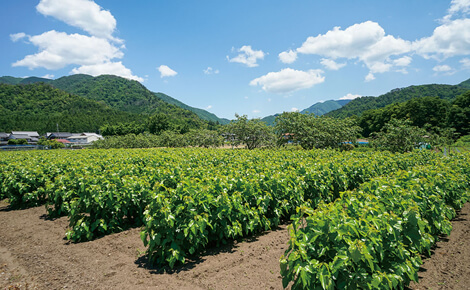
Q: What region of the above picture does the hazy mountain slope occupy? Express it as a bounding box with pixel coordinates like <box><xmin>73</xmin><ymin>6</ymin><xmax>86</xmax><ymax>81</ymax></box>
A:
<box><xmin>0</xmin><ymin>76</ymin><xmax>24</xmax><ymax>85</ymax></box>
<box><xmin>154</xmin><ymin>92</ymin><xmax>230</xmax><ymax>125</ymax></box>
<box><xmin>261</xmin><ymin>99</ymin><xmax>350</xmax><ymax>126</ymax></box>
<box><xmin>301</xmin><ymin>99</ymin><xmax>351</xmax><ymax>115</ymax></box>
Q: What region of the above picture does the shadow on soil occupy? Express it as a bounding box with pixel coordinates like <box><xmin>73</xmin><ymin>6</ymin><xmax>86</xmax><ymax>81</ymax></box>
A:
<box><xmin>135</xmin><ymin>224</ymin><xmax>286</xmax><ymax>275</ymax></box>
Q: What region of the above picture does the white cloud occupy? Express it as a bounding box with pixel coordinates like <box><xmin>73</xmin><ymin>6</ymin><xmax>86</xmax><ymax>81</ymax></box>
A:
<box><xmin>36</xmin><ymin>0</ymin><xmax>118</xmax><ymax>41</ymax></box>
<box><xmin>461</xmin><ymin>57</ymin><xmax>470</xmax><ymax>67</ymax></box>
<box><xmin>41</xmin><ymin>74</ymin><xmax>54</xmax><ymax>79</ymax></box>
<box><xmin>413</xmin><ymin>18</ymin><xmax>470</xmax><ymax>60</ymax></box>
<box><xmin>11</xmin><ymin>0</ymin><xmax>142</xmax><ymax>82</ymax></box>
<box><xmin>10</xmin><ymin>32</ymin><xmax>27</xmax><ymax>42</ymax></box>
<box><xmin>393</xmin><ymin>56</ymin><xmax>412</xmax><ymax>67</ymax></box>
<box><xmin>365</xmin><ymin>72</ymin><xmax>375</xmax><ymax>82</ymax></box>
<box><xmin>433</xmin><ymin>64</ymin><xmax>452</xmax><ymax>72</ymax></box>
<box><xmin>320</xmin><ymin>58</ymin><xmax>346</xmax><ymax>70</ymax></box>
<box><xmin>206</xmin><ymin>105</ymin><xmax>212</xmax><ymax>110</ymax></box>
<box><xmin>158</xmin><ymin>65</ymin><xmax>178</xmax><ymax>78</ymax></box>
<box><xmin>252</xmin><ymin>109</ymin><xmax>261</xmax><ymax>114</ymax></box>
<box><xmin>291</xmin><ymin>107</ymin><xmax>299</xmax><ymax>112</ymax></box>
<box><xmin>291</xmin><ymin>21</ymin><xmax>412</xmax><ymax>80</ymax></box>
<box><xmin>227</xmin><ymin>45</ymin><xmax>265</xmax><ymax>67</ymax></box>
<box><xmin>443</xmin><ymin>0</ymin><xmax>470</xmax><ymax>22</ymax></box>
<box><xmin>203</xmin><ymin>67</ymin><xmax>219</xmax><ymax>74</ymax></box>
<box><xmin>340</xmin><ymin>93</ymin><xmax>361</xmax><ymax>100</ymax></box>
<box><xmin>71</xmin><ymin>61</ymin><xmax>143</xmax><ymax>82</ymax></box>
<box><xmin>249</xmin><ymin>68</ymin><xmax>325</xmax><ymax>94</ymax></box>
<box><xmin>12</xmin><ymin>30</ymin><xmax>123</xmax><ymax>70</ymax></box>
<box><xmin>279</xmin><ymin>50</ymin><xmax>298</xmax><ymax>64</ymax></box>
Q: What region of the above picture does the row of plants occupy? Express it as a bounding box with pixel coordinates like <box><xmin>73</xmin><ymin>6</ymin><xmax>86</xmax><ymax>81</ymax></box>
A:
<box><xmin>0</xmin><ymin>148</ymin><xmax>462</xmax><ymax>274</ymax></box>
<box><xmin>280</xmin><ymin>154</ymin><xmax>470</xmax><ymax>289</ymax></box>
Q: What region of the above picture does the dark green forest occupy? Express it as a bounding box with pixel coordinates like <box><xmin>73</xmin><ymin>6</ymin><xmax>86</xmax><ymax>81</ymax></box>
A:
<box><xmin>327</xmin><ymin>80</ymin><xmax>470</xmax><ymax>118</ymax></box>
<box><xmin>0</xmin><ymin>74</ymin><xmax>228</xmax><ymax>125</ymax></box>
<box><xmin>0</xmin><ymin>81</ymin><xmax>214</xmax><ymax>134</ymax></box>
<box><xmin>358</xmin><ymin>92</ymin><xmax>470</xmax><ymax>137</ymax></box>
<box><xmin>0</xmin><ymin>83</ymin><xmax>142</xmax><ymax>133</ymax></box>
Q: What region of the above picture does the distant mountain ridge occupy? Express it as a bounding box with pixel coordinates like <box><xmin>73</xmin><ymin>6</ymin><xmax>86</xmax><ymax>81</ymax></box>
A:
<box><xmin>301</xmin><ymin>99</ymin><xmax>351</xmax><ymax>115</ymax></box>
<box><xmin>0</xmin><ymin>74</ymin><xmax>228</xmax><ymax>124</ymax></box>
<box><xmin>261</xmin><ymin>99</ymin><xmax>351</xmax><ymax>125</ymax></box>
<box><xmin>326</xmin><ymin>79</ymin><xmax>470</xmax><ymax>118</ymax></box>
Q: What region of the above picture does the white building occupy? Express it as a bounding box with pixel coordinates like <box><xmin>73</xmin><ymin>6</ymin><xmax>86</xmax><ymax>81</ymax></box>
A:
<box><xmin>67</xmin><ymin>133</ymin><xmax>103</xmax><ymax>145</ymax></box>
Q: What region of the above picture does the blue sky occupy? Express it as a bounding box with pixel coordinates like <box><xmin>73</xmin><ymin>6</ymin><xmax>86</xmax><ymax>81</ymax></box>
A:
<box><xmin>1</xmin><ymin>0</ymin><xmax>470</xmax><ymax>119</ymax></box>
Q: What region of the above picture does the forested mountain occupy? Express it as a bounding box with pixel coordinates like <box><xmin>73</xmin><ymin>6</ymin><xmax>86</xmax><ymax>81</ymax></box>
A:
<box><xmin>0</xmin><ymin>74</ymin><xmax>229</xmax><ymax>124</ymax></box>
<box><xmin>154</xmin><ymin>92</ymin><xmax>230</xmax><ymax>125</ymax></box>
<box><xmin>301</xmin><ymin>99</ymin><xmax>351</xmax><ymax>115</ymax></box>
<box><xmin>327</xmin><ymin>79</ymin><xmax>470</xmax><ymax>118</ymax></box>
<box><xmin>261</xmin><ymin>99</ymin><xmax>350</xmax><ymax>126</ymax></box>
<box><xmin>0</xmin><ymin>83</ymin><xmax>143</xmax><ymax>133</ymax></box>
<box><xmin>358</xmin><ymin>92</ymin><xmax>470</xmax><ymax>137</ymax></box>
<box><xmin>0</xmin><ymin>76</ymin><xmax>24</xmax><ymax>85</ymax></box>
<box><xmin>51</xmin><ymin>74</ymin><xmax>184</xmax><ymax>115</ymax></box>
<box><xmin>0</xmin><ymin>72</ymin><xmax>230</xmax><ymax>134</ymax></box>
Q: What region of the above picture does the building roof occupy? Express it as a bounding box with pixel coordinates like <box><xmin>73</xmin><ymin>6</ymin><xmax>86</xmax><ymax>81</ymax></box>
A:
<box><xmin>11</xmin><ymin>131</ymin><xmax>39</xmax><ymax>137</ymax></box>
<box><xmin>9</xmin><ymin>134</ymin><xmax>30</xmax><ymax>139</ymax></box>
<box><xmin>0</xmin><ymin>132</ymin><xmax>9</xmax><ymax>138</ymax></box>
<box><xmin>55</xmin><ymin>139</ymin><xmax>71</xmax><ymax>144</ymax></box>
<box><xmin>48</xmin><ymin>132</ymin><xmax>72</xmax><ymax>139</ymax></box>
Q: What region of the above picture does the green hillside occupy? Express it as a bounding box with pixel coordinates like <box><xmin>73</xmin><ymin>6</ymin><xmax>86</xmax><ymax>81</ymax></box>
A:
<box><xmin>0</xmin><ymin>76</ymin><xmax>24</xmax><ymax>85</ymax></box>
<box><xmin>0</xmin><ymin>74</ymin><xmax>229</xmax><ymax>125</ymax></box>
<box><xmin>20</xmin><ymin>77</ymin><xmax>53</xmax><ymax>84</ymax></box>
<box><xmin>0</xmin><ymin>83</ymin><xmax>142</xmax><ymax>134</ymax></box>
<box><xmin>154</xmin><ymin>92</ymin><xmax>230</xmax><ymax>125</ymax></box>
<box><xmin>51</xmin><ymin>74</ymin><xmax>173</xmax><ymax>115</ymax></box>
<box><xmin>301</xmin><ymin>99</ymin><xmax>351</xmax><ymax>115</ymax></box>
<box><xmin>327</xmin><ymin>79</ymin><xmax>470</xmax><ymax>118</ymax></box>
<box><xmin>261</xmin><ymin>99</ymin><xmax>350</xmax><ymax>126</ymax></box>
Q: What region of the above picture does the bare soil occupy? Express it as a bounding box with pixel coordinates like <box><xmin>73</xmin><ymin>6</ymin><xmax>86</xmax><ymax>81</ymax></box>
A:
<box><xmin>0</xmin><ymin>199</ymin><xmax>469</xmax><ymax>290</ymax></box>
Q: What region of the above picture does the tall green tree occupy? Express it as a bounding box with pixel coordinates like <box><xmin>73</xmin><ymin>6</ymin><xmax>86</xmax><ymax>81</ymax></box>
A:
<box><xmin>371</xmin><ymin>118</ymin><xmax>427</xmax><ymax>153</ymax></box>
<box><xmin>147</xmin><ymin>113</ymin><xmax>170</xmax><ymax>135</ymax></box>
<box><xmin>274</xmin><ymin>112</ymin><xmax>361</xmax><ymax>150</ymax></box>
<box><xmin>226</xmin><ymin>114</ymin><xmax>275</xmax><ymax>149</ymax></box>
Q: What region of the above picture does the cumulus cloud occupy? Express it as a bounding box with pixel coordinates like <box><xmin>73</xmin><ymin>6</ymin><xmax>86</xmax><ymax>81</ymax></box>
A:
<box><xmin>365</xmin><ymin>72</ymin><xmax>375</xmax><ymax>82</ymax></box>
<box><xmin>320</xmin><ymin>58</ymin><xmax>346</xmax><ymax>70</ymax></box>
<box><xmin>203</xmin><ymin>67</ymin><xmax>219</xmax><ymax>74</ymax></box>
<box><xmin>461</xmin><ymin>57</ymin><xmax>470</xmax><ymax>67</ymax></box>
<box><xmin>393</xmin><ymin>56</ymin><xmax>412</xmax><ymax>67</ymax></box>
<box><xmin>36</xmin><ymin>0</ymin><xmax>118</xmax><ymax>41</ymax></box>
<box><xmin>249</xmin><ymin>68</ymin><xmax>324</xmax><ymax>94</ymax></box>
<box><xmin>205</xmin><ymin>105</ymin><xmax>213</xmax><ymax>110</ymax></box>
<box><xmin>12</xmin><ymin>30</ymin><xmax>123</xmax><ymax>70</ymax></box>
<box><xmin>413</xmin><ymin>18</ymin><xmax>470</xmax><ymax>60</ymax></box>
<box><xmin>443</xmin><ymin>0</ymin><xmax>470</xmax><ymax>22</ymax></box>
<box><xmin>227</xmin><ymin>45</ymin><xmax>265</xmax><ymax>67</ymax></box>
<box><xmin>433</xmin><ymin>64</ymin><xmax>452</xmax><ymax>72</ymax></box>
<box><xmin>279</xmin><ymin>50</ymin><xmax>298</xmax><ymax>64</ymax></box>
<box><xmin>282</xmin><ymin>21</ymin><xmax>412</xmax><ymax>80</ymax></box>
<box><xmin>11</xmin><ymin>0</ymin><xmax>142</xmax><ymax>82</ymax></box>
<box><xmin>340</xmin><ymin>93</ymin><xmax>361</xmax><ymax>100</ymax></box>
<box><xmin>291</xmin><ymin>108</ymin><xmax>299</xmax><ymax>112</ymax></box>
<box><xmin>71</xmin><ymin>61</ymin><xmax>143</xmax><ymax>82</ymax></box>
<box><xmin>41</xmin><ymin>74</ymin><xmax>55</xmax><ymax>79</ymax></box>
<box><xmin>10</xmin><ymin>32</ymin><xmax>27</xmax><ymax>42</ymax></box>
<box><xmin>158</xmin><ymin>65</ymin><xmax>178</xmax><ymax>78</ymax></box>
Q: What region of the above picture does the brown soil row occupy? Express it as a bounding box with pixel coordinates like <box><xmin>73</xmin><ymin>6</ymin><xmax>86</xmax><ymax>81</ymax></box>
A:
<box><xmin>0</xmin><ymin>200</ymin><xmax>469</xmax><ymax>289</ymax></box>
